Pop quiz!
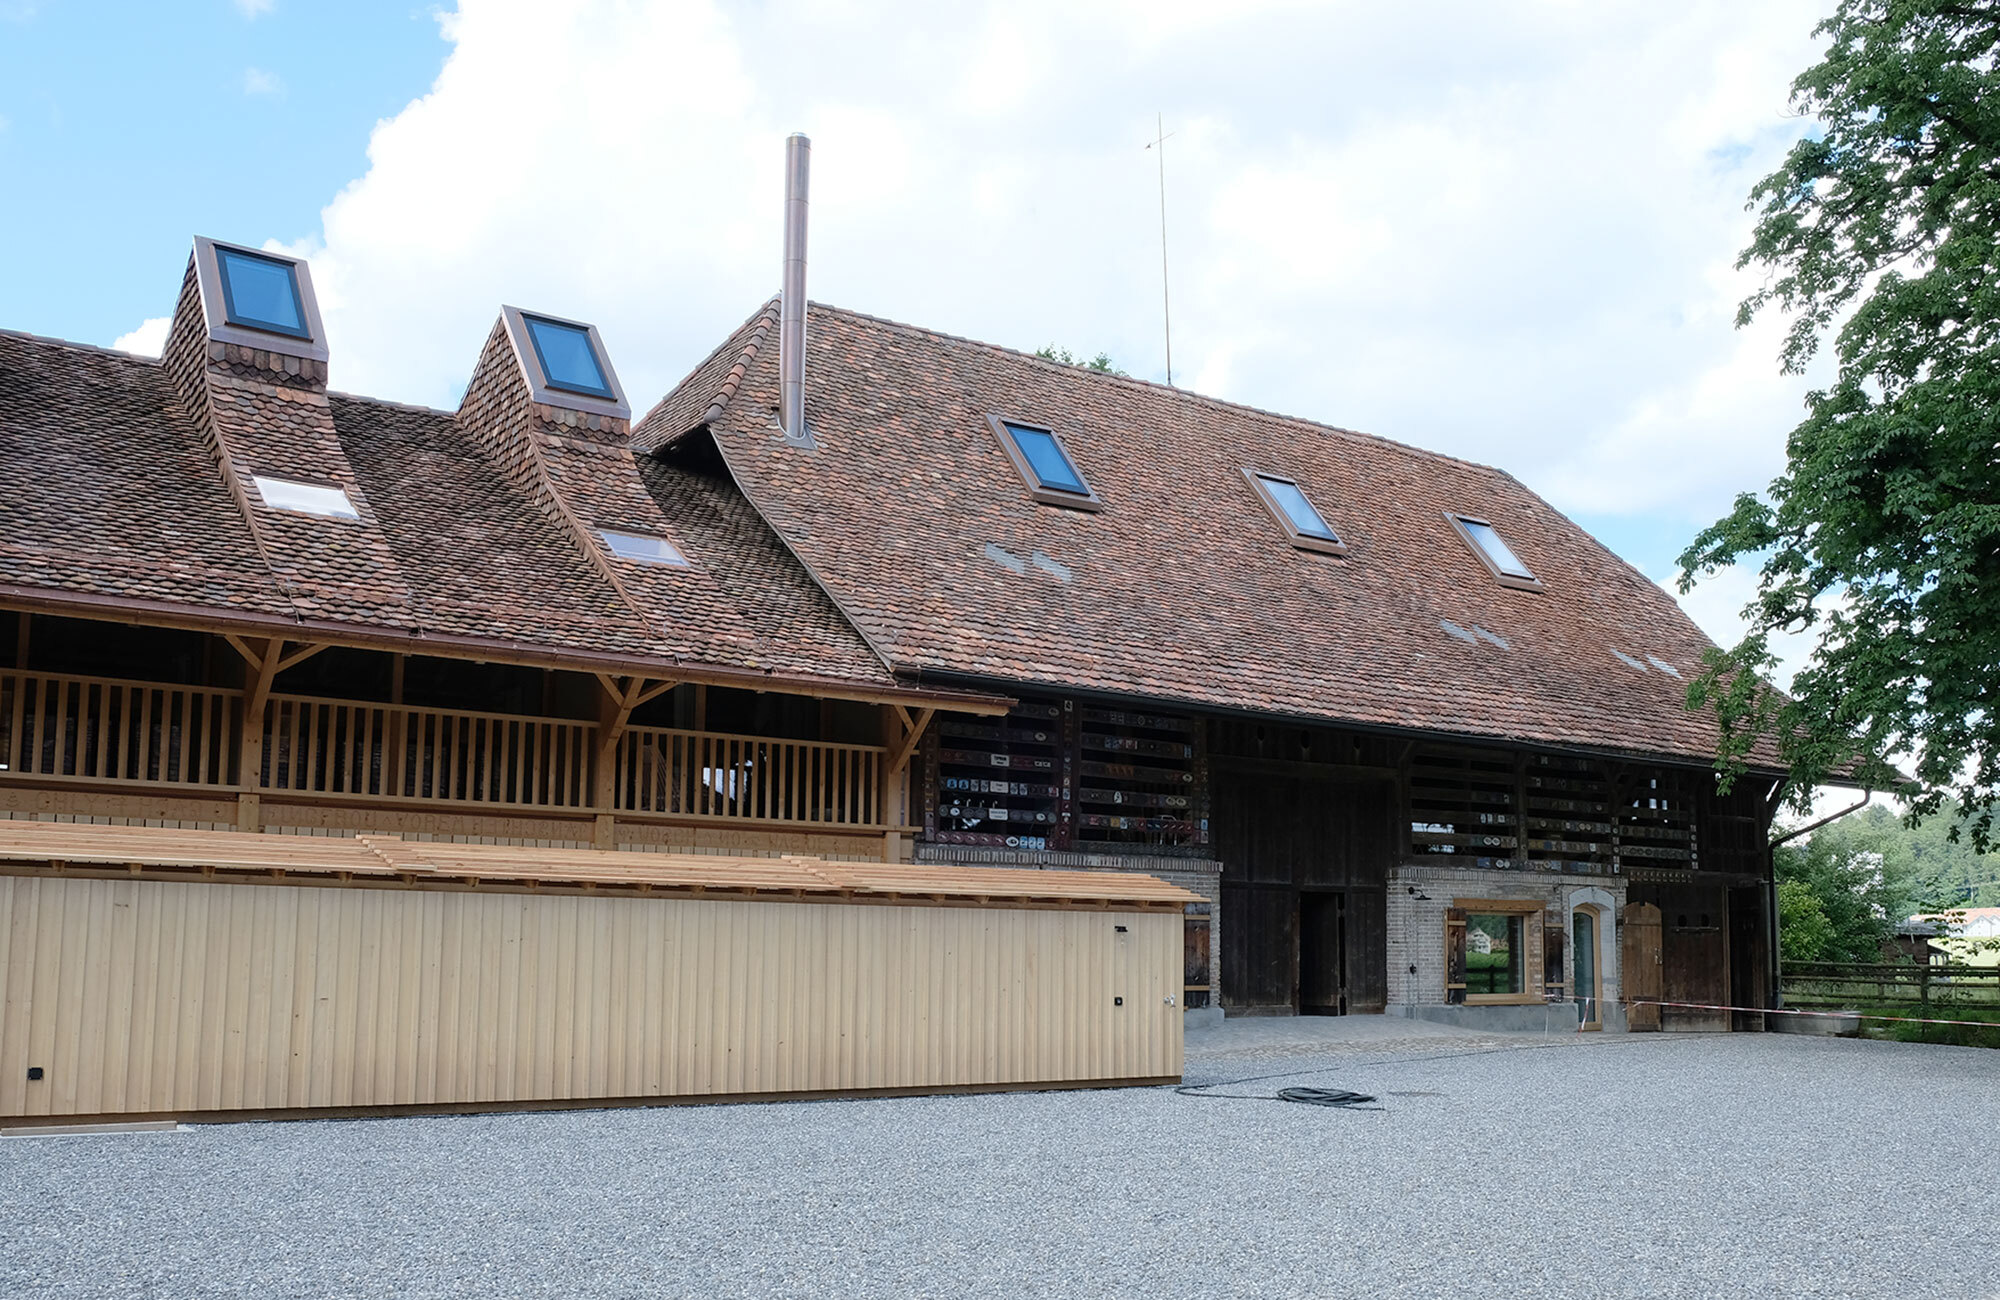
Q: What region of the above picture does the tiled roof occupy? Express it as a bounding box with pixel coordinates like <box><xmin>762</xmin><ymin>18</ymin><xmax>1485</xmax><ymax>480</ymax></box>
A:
<box><xmin>639</xmin><ymin>302</ymin><xmax>1772</xmax><ymax>769</ymax></box>
<box><xmin>0</xmin><ymin>292</ymin><xmax>942</xmax><ymax>704</ymax></box>
<box><xmin>0</xmin><ymin>329</ymin><xmax>293</xmax><ymax>616</ymax></box>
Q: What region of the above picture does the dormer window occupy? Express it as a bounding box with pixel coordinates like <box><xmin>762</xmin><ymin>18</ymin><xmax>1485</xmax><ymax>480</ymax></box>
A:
<box><xmin>1244</xmin><ymin>470</ymin><xmax>1346</xmax><ymax>556</ymax></box>
<box><xmin>1448</xmin><ymin>512</ymin><xmax>1542</xmax><ymax>591</ymax></box>
<box><xmin>191</xmin><ymin>237</ymin><xmax>329</xmax><ymax>362</ymax></box>
<box><xmin>988</xmin><ymin>415</ymin><xmax>1103</xmax><ymax>511</ymax></box>
<box><xmin>523</xmin><ymin>314</ymin><xmax>614</xmax><ymax>399</ymax></box>
<box><xmin>600</xmin><ymin>529</ymin><xmax>688</xmax><ymax>567</ymax></box>
<box><xmin>500</xmin><ymin>305</ymin><xmax>630</xmax><ymax>420</ymax></box>
<box><xmin>215</xmin><ymin>246</ymin><xmax>310</xmax><ymax>340</ymax></box>
<box><xmin>253</xmin><ymin>475</ymin><xmax>358</xmax><ymax>520</ymax></box>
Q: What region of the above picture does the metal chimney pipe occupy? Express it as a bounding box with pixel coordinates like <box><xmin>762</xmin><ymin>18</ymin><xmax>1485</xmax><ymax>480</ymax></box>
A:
<box><xmin>779</xmin><ymin>133</ymin><xmax>811</xmax><ymax>445</ymax></box>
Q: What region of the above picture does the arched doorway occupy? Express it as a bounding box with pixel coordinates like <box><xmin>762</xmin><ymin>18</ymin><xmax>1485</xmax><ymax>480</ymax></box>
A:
<box><xmin>1567</xmin><ymin>887</ymin><xmax>1618</xmax><ymax>1031</ymax></box>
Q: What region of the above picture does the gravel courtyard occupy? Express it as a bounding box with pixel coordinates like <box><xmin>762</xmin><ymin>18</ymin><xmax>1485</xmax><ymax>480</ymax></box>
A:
<box><xmin>3</xmin><ymin>1019</ymin><xmax>1994</xmax><ymax>1299</ymax></box>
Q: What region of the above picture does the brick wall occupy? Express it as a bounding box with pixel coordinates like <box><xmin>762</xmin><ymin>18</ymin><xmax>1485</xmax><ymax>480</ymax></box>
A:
<box><xmin>1385</xmin><ymin>863</ymin><xmax>1626</xmax><ymax>1017</ymax></box>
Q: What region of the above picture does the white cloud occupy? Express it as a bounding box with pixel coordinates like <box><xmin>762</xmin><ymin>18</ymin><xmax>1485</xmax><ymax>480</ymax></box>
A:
<box><xmin>242</xmin><ymin>67</ymin><xmax>282</xmax><ymax>96</ymax></box>
<box><xmin>112</xmin><ymin>316</ymin><xmax>172</xmax><ymax>358</ymax></box>
<box><xmin>287</xmin><ymin>0</ymin><xmax>1831</xmax><ymax>545</ymax></box>
<box><xmin>234</xmin><ymin>0</ymin><xmax>273</xmax><ymax>18</ymax></box>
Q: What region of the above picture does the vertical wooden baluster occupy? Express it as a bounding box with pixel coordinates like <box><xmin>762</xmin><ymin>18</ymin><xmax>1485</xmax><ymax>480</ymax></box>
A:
<box><xmin>173</xmin><ymin>690</ymin><xmax>191</xmax><ymax>784</ymax></box>
<box><xmin>192</xmin><ymin>695</ymin><xmax>208</xmax><ymax>786</ymax></box>
<box><xmin>2</xmin><ymin>671</ymin><xmax>18</xmax><ymax>776</ymax></box>
<box><xmin>96</xmin><ymin>683</ymin><xmax>115</xmax><ymax>780</ymax></box>
<box><xmin>136</xmin><ymin>686</ymin><xmax>153</xmax><ymax>782</ymax></box>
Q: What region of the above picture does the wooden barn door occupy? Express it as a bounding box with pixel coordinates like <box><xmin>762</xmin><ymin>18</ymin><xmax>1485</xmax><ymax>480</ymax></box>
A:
<box><xmin>1622</xmin><ymin>902</ymin><xmax>1662</xmax><ymax>1031</ymax></box>
<box><xmin>1214</xmin><ymin>765</ymin><xmax>1391</xmax><ymax>1015</ymax></box>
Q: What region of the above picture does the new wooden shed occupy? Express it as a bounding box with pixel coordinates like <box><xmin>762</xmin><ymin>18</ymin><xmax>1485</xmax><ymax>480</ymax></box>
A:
<box><xmin>0</xmin><ymin>822</ymin><xmax>1194</xmax><ymax>1124</ymax></box>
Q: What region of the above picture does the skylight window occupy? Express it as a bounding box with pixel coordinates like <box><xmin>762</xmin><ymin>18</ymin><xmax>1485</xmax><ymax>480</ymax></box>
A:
<box><xmin>600</xmin><ymin>529</ymin><xmax>689</xmax><ymax>567</ymax></box>
<box><xmin>1447</xmin><ymin>513</ymin><xmax>1542</xmax><ymax>591</ymax></box>
<box><xmin>988</xmin><ymin>416</ymin><xmax>1103</xmax><ymax>510</ymax></box>
<box><xmin>522</xmin><ymin>314</ymin><xmax>614</xmax><ymax>400</ymax></box>
<box><xmin>499</xmin><ymin>306</ymin><xmax>630</xmax><ymax>420</ymax></box>
<box><xmin>215</xmin><ymin>246</ymin><xmax>311</xmax><ymax>340</ymax></box>
<box><xmin>1244</xmin><ymin>470</ymin><xmax>1346</xmax><ymax>555</ymax></box>
<box><xmin>253</xmin><ymin>475</ymin><xmax>357</xmax><ymax>520</ymax></box>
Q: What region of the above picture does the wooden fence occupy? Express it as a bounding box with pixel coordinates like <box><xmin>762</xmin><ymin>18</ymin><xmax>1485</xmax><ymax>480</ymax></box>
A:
<box><xmin>1782</xmin><ymin>961</ymin><xmax>2000</xmax><ymax>1010</ymax></box>
<box><xmin>0</xmin><ymin>670</ymin><xmax>890</xmax><ymax>830</ymax></box>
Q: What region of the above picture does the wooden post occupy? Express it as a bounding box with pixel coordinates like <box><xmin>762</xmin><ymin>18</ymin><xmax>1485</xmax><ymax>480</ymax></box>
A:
<box><xmin>591</xmin><ymin>674</ymin><xmax>676</xmax><ymax>849</ymax></box>
<box><xmin>880</xmin><ymin>705</ymin><xmax>933</xmax><ymax>863</ymax></box>
<box><xmin>388</xmin><ymin>653</ymin><xmax>406</xmax><ymax>798</ymax></box>
<box><xmin>238</xmin><ymin>637</ymin><xmax>280</xmax><ymax>792</ymax></box>
<box><xmin>880</xmin><ymin>705</ymin><xmax>906</xmax><ymax>862</ymax></box>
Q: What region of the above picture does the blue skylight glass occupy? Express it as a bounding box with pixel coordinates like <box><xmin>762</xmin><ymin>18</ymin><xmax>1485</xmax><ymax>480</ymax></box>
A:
<box><xmin>523</xmin><ymin>315</ymin><xmax>614</xmax><ymax>399</ymax></box>
<box><xmin>1257</xmin><ymin>474</ymin><xmax>1339</xmax><ymax>542</ymax></box>
<box><xmin>1002</xmin><ymin>422</ymin><xmax>1088</xmax><ymax>495</ymax></box>
<box><xmin>215</xmin><ymin>247</ymin><xmax>309</xmax><ymax>340</ymax></box>
<box><xmin>1460</xmin><ymin>518</ymin><xmax>1535</xmax><ymax>580</ymax></box>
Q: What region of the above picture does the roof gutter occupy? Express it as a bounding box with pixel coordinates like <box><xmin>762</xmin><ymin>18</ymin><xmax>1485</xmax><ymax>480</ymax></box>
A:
<box><xmin>0</xmin><ymin>586</ymin><xmax>1013</xmax><ymax>716</ymax></box>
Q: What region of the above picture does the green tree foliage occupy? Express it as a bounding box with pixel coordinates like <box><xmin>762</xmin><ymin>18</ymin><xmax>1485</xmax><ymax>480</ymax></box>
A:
<box><xmin>1676</xmin><ymin>2</ymin><xmax>2000</xmax><ymax>844</ymax></box>
<box><xmin>1804</xmin><ymin>802</ymin><xmax>2000</xmax><ymax>908</ymax></box>
<box><xmin>1034</xmin><ymin>345</ymin><xmax>1129</xmax><ymax>377</ymax></box>
<box><xmin>1775</xmin><ymin>813</ymin><xmax>1925</xmax><ymax>961</ymax></box>
<box><xmin>1776</xmin><ymin>877</ymin><xmax>1841</xmax><ymax>963</ymax></box>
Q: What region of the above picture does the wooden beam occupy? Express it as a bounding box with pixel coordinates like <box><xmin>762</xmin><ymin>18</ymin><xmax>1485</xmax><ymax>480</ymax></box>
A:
<box><xmin>888</xmin><ymin>707</ymin><xmax>933</xmax><ymax>776</ymax></box>
<box><xmin>273</xmin><ymin>642</ymin><xmax>328</xmax><ymax>675</ymax></box>
<box><xmin>633</xmin><ymin>679</ymin><xmax>678</xmax><ymax>708</ymax></box>
<box><xmin>0</xmin><ymin>588</ymin><xmax>1018</xmax><ymax>715</ymax></box>
<box><xmin>239</xmin><ymin>638</ymin><xmax>282</xmax><ymax>790</ymax></box>
<box><xmin>222</xmin><ymin>634</ymin><xmax>264</xmax><ymax>674</ymax></box>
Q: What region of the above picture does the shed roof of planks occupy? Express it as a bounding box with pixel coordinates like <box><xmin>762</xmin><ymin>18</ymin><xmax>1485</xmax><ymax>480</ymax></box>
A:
<box><xmin>0</xmin><ymin>821</ymin><xmax>1201</xmax><ymax>911</ymax></box>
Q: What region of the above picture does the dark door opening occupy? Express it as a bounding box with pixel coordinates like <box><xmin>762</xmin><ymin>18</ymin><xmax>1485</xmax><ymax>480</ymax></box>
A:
<box><xmin>1728</xmin><ymin>885</ymin><xmax>1768</xmax><ymax>1031</ymax></box>
<box><xmin>1298</xmin><ymin>891</ymin><xmax>1348</xmax><ymax>1015</ymax></box>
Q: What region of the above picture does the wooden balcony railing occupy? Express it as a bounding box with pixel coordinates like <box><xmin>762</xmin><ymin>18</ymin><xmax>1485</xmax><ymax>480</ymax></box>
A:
<box><xmin>0</xmin><ymin>669</ymin><xmax>891</xmax><ymax>831</ymax></box>
<box><xmin>613</xmin><ymin>724</ymin><xmax>885</xmax><ymax>827</ymax></box>
<box><xmin>0</xmin><ymin>671</ymin><xmax>241</xmax><ymax>788</ymax></box>
<box><xmin>261</xmin><ymin>695</ymin><xmax>596</xmax><ymax>810</ymax></box>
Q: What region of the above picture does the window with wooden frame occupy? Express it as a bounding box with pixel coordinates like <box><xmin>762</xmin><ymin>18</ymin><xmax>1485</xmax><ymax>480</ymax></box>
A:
<box><xmin>1242</xmin><ymin>470</ymin><xmax>1347</xmax><ymax>555</ymax></box>
<box><xmin>987</xmin><ymin>415</ymin><xmax>1103</xmax><ymax>511</ymax></box>
<box><xmin>1445</xmin><ymin>899</ymin><xmax>1543</xmax><ymax>1005</ymax></box>
<box><xmin>1446</xmin><ymin>512</ymin><xmax>1542</xmax><ymax>591</ymax></box>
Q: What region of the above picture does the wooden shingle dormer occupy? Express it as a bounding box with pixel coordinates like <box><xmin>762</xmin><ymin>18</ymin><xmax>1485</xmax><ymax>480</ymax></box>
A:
<box><xmin>162</xmin><ymin>239</ymin><xmax>419</xmax><ymax>628</ymax></box>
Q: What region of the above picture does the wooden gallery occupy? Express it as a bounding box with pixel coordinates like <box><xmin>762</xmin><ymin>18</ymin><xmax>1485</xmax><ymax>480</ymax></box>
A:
<box><xmin>0</xmin><ymin>146</ymin><xmax>1787</xmax><ymax>1126</ymax></box>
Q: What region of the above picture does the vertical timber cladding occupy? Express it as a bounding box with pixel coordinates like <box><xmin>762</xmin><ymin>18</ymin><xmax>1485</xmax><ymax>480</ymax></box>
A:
<box><xmin>923</xmin><ymin>696</ymin><xmax>1209</xmax><ymax>855</ymax></box>
<box><xmin>1209</xmin><ymin>720</ymin><xmax>1396</xmax><ymax>1016</ymax></box>
<box><xmin>0</xmin><ymin>874</ymin><xmax>1184</xmax><ymax>1122</ymax></box>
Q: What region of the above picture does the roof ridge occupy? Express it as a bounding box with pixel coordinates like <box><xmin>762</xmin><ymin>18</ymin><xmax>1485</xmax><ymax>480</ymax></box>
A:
<box><xmin>326</xmin><ymin>390</ymin><xmax>459</xmax><ymax>418</ymax></box>
<box><xmin>802</xmin><ymin>300</ymin><xmax>1516</xmax><ymax>479</ymax></box>
<box><xmin>630</xmin><ymin>299</ymin><xmax>779</xmax><ymax>449</ymax></box>
<box><xmin>703</xmin><ymin>299</ymin><xmax>779</xmax><ymax>426</ymax></box>
<box><xmin>0</xmin><ymin>326</ymin><xmax>166</xmax><ymax>365</ymax></box>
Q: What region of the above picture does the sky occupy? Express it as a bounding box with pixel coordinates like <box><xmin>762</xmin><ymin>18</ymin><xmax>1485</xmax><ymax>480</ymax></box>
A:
<box><xmin>0</xmin><ymin>0</ymin><xmax>1838</xmax><ymax>676</ymax></box>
